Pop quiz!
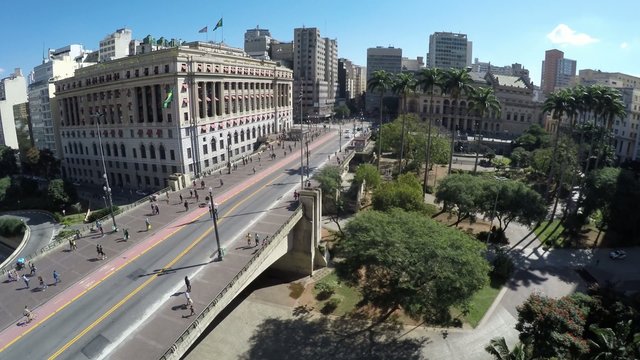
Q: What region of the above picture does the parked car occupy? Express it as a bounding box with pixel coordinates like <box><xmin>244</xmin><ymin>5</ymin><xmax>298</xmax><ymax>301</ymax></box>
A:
<box><xmin>609</xmin><ymin>250</ymin><xmax>627</xmax><ymax>260</ymax></box>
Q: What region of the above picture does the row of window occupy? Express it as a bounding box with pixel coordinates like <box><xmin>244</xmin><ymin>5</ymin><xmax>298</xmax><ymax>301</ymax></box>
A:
<box><xmin>64</xmin><ymin>142</ymin><xmax>176</xmax><ymax>161</ymax></box>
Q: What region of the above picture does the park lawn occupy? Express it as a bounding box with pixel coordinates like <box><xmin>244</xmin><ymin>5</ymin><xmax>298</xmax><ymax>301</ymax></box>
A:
<box><xmin>61</xmin><ymin>213</ymin><xmax>87</xmax><ymax>226</ymax></box>
<box><xmin>452</xmin><ymin>278</ymin><xmax>503</xmax><ymax>328</ymax></box>
<box><xmin>534</xmin><ymin>220</ymin><xmax>567</xmax><ymax>247</ymax></box>
<box><xmin>312</xmin><ymin>272</ymin><xmax>362</xmax><ymax>316</ymax></box>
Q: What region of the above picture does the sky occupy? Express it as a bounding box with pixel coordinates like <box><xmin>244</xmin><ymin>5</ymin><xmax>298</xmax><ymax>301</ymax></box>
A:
<box><xmin>1</xmin><ymin>0</ymin><xmax>639</xmax><ymax>87</ymax></box>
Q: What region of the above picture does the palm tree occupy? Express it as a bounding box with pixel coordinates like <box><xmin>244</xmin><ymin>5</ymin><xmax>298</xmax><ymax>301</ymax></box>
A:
<box><xmin>441</xmin><ymin>68</ymin><xmax>473</xmax><ymax>175</ymax></box>
<box><xmin>588</xmin><ymin>323</ymin><xmax>633</xmax><ymax>360</ymax></box>
<box><xmin>416</xmin><ymin>67</ymin><xmax>443</xmax><ymax>194</ymax></box>
<box><xmin>367</xmin><ymin>70</ymin><xmax>394</xmax><ymax>170</ymax></box>
<box><xmin>541</xmin><ymin>88</ymin><xmax>573</xmax><ymax>202</ymax></box>
<box><xmin>593</xmin><ymin>88</ymin><xmax>626</xmax><ymax>170</ymax></box>
<box><xmin>391</xmin><ymin>72</ymin><xmax>417</xmax><ymax>174</ymax></box>
<box><xmin>485</xmin><ymin>337</ymin><xmax>529</xmax><ymax>360</ymax></box>
<box><xmin>468</xmin><ymin>87</ymin><xmax>502</xmax><ymax>174</ymax></box>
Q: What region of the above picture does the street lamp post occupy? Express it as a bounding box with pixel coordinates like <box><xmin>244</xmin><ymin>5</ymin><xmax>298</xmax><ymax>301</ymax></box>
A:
<box><xmin>227</xmin><ymin>133</ymin><xmax>232</xmax><ymax>174</ymax></box>
<box><xmin>95</xmin><ymin>112</ymin><xmax>118</xmax><ymax>232</ymax></box>
<box><xmin>209</xmin><ymin>187</ymin><xmax>223</xmax><ymax>261</ymax></box>
<box><xmin>299</xmin><ymin>88</ymin><xmax>304</xmax><ymax>189</ymax></box>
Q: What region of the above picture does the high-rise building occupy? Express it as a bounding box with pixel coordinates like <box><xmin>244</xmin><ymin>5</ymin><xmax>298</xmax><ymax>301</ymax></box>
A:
<box><xmin>427</xmin><ymin>32</ymin><xmax>472</xmax><ymax>69</ymax></box>
<box><xmin>0</xmin><ymin>69</ymin><xmax>28</xmax><ymax>149</ymax></box>
<box><xmin>29</xmin><ymin>44</ymin><xmax>94</xmax><ymax>156</ymax></box>
<box><xmin>577</xmin><ymin>69</ymin><xmax>640</xmax><ymax>89</ymax></box>
<box><xmin>99</xmin><ymin>28</ymin><xmax>132</xmax><ymax>62</ymax></box>
<box><xmin>270</xmin><ymin>41</ymin><xmax>294</xmax><ymax>68</ymax></box>
<box><xmin>338</xmin><ymin>58</ymin><xmax>355</xmax><ymax>100</ymax></box>
<box><xmin>244</xmin><ymin>27</ymin><xmax>272</xmax><ymax>60</ymax></box>
<box><xmin>353</xmin><ymin>65</ymin><xmax>367</xmax><ymax>99</ymax></box>
<box><xmin>401</xmin><ymin>56</ymin><xmax>424</xmax><ymax>72</ymax></box>
<box><xmin>293</xmin><ymin>27</ymin><xmax>338</xmax><ymax>121</ymax></box>
<box><xmin>541</xmin><ymin>49</ymin><xmax>576</xmax><ymax>95</ymax></box>
<box><xmin>54</xmin><ymin>42</ymin><xmax>293</xmax><ymax>189</ymax></box>
<box><xmin>471</xmin><ymin>58</ymin><xmax>530</xmax><ymax>82</ymax></box>
<box><xmin>12</xmin><ymin>102</ymin><xmax>32</xmax><ymax>155</ymax></box>
<box><xmin>365</xmin><ymin>46</ymin><xmax>402</xmax><ymax>113</ymax></box>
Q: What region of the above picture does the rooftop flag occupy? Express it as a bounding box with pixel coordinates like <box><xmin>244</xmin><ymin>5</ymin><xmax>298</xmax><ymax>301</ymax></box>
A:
<box><xmin>198</xmin><ymin>26</ymin><xmax>208</xmax><ymax>33</ymax></box>
<box><xmin>213</xmin><ymin>18</ymin><xmax>223</xmax><ymax>31</ymax></box>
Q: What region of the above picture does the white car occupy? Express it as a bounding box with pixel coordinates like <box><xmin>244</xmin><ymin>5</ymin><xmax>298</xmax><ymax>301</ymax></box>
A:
<box><xmin>609</xmin><ymin>250</ymin><xmax>627</xmax><ymax>260</ymax></box>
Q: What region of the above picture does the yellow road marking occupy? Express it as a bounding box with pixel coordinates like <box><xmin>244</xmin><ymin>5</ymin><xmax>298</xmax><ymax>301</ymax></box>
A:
<box><xmin>46</xmin><ymin>175</ymin><xmax>282</xmax><ymax>359</ymax></box>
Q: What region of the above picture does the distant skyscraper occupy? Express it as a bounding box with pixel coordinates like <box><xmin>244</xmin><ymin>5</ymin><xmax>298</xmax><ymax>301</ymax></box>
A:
<box><xmin>338</xmin><ymin>58</ymin><xmax>355</xmax><ymax>100</ymax></box>
<box><xmin>0</xmin><ymin>69</ymin><xmax>28</xmax><ymax>149</ymax></box>
<box><xmin>365</xmin><ymin>46</ymin><xmax>402</xmax><ymax>112</ymax></box>
<box><xmin>29</xmin><ymin>44</ymin><xmax>93</xmax><ymax>156</ymax></box>
<box><xmin>293</xmin><ymin>27</ymin><xmax>338</xmax><ymax>121</ymax></box>
<box><xmin>427</xmin><ymin>32</ymin><xmax>472</xmax><ymax>69</ymax></box>
<box><xmin>541</xmin><ymin>49</ymin><xmax>576</xmax><ymax>95</ymax></box>
<box><xmin>353</xmin><ymin>66</ymin><xmax>367</xmax><ymax>99</ymax></box>
<box><xmin>99</xmin><ymin>28</ymin><xmax>132</xmax><ymax>62</ymax></box>
<box><xmin>244</xmin><ymin>27</ymin><xmax>272</xmax><ymax>59</ymax></box>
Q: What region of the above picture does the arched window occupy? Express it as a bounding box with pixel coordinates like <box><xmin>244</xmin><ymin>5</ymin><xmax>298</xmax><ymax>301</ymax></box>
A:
<box><xmin>73</xmin><ymin>143</ymin><xmax>78</xmax><ymax>154</ymax></box>
<box><xmin>159</xmin><ymin>145</ymin><xmax>166</xmax><ymax>160</ymax></box>
<box><xmin>140</xmin><ymin>144</ymin><xmax>147</xmax><ymax>158</ymax></box>
<box><xmin>240</xmin><ymin>130</ymin><xmax>245</xmax><ymax>142</ymax></box>
<box><xmin>149</xmin><ymin>144</ymin><xmax>156</xmax><ymax>159</ymax></box>
<box><xmin>233</xmin><ymin>131</ymin><xmax>238</xmax><ymax>144</ymax></box>
<box><xmin>113</xmin><ymin>143</ymin><xmax>118</xmax><ymax>157</ymax></box>
<box><xmin>120</xmin><ymin>144</ymin><xmax>126</xmax><ymax>157</ymax></box>
<box><xmin>93</xmin><ymin>143</ymin><xmax>98</xmax><ymax>156</ymax></box>
<box><xmin>79</xmin><ymin>143</ymin><xmax>84</xmax><ymax>155</ymax></box>
<box><xmin>105</xmin><ymin>143</ymin><xmax>111</xmax><ymax>156</ymax></box>
<box><xmin>252</xmin><ymin>127</ymin><xmax>256</xmax><ymax>138</ymax></box>
<box><xmin>210</xmin><ymin>139</ymin><xmax>216</xmax><ymax>151</ymax></box>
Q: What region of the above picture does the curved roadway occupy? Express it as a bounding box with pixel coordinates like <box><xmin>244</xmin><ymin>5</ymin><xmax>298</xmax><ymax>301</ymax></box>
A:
<box><xmin>0</xmin><ymin>211</ymin><xmax>60</xmax><ymax>266</ymax></box>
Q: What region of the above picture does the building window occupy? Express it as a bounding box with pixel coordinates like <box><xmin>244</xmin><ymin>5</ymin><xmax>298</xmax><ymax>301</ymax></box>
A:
<box><xmin>170</xmin><ymin>149</ymin><xmax>175</xmax><ymax>160</ymax></box>
<box><xmin>140</xmin><ymin>144</ymin><xmax>147</xmax><ymax>158</ymax></box>
<box><xmin>187</xmin><ymin>147</ymin><xmax>192</xmax><ymax>159</ymax></box>
<box><xmin>159</xmin><ymin>145</ymin><xmax>166</xmax><ymax>159</ymax></box>
<box><xmin>203</xmin><ymin>144</ymin><xmax>208</xmax><ymax>155</ymax></box>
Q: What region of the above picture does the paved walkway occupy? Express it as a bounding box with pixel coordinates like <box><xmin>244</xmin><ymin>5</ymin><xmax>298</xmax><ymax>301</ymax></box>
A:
<box><xmin>0</xmin><ymin>129</ymin><xmax>344</xmax><ymax>355</ymax></box>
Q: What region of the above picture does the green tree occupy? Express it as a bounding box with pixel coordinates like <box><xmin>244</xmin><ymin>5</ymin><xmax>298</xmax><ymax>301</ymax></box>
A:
<box><xmin>353</xmin><ymin>164</ymin><xmax>381</xmax><ymax>191</ymax></box>
<box><xmin>334</xmin><ymin>104</ymin><xmax>351</xmax><ymax>119</ymax></box>
<box><xmin>336</xmin><ymin>209</ymin><xmax>489</xmax><ymax>324</ymax></box>
<box><xmin>468</xmin><ymin>87</ymin><xmax>502</xmax><ymax>174</ymax></box>
<box><xmin>372</xmin><ymin>173</ymin><xmax>427</xmax><ymax>213</ymax></box>
<box><xmin>513</xmin><ymin>124</ymin><xmax>550</xmax><ymax>151</ymax></box>
<box><xmin>441</xmin><ymin>68</ymin><xmax>473</xmax><ymax>174</ymax></box>
<box><xmin>485</xmin><ymin>337</ymin><xmax>529</xmax><ymax>360</ymax></box>
<box><xmin>480</xmin><ymin>179</ymin><xmax>547</xmax><ymax>232</ymax></box>
<box><xmin>0</xmin><ymin>145</ymin><xmax>19</xmax><ymax>178</ymax></box>
<box><xmin>391</xmin><ymin>72</ymin><xmax>417</xmax><ymax>173</ymax></box>
<box><xmin>36</xmin><ymin>149</ymin><xmax>61</xmax><ymax>179</ymax></box>
<box><xmin>416</xmin><ymin>68</ymin><xmax>443</xmax><ymax>194</ymax></box>
<box><xmin>368</xmin><ymin>70</ymin><xmax>394</xmax><ymax>169</ymax></box>
<box><xmin>0</xmin><ymin>176</ymin><xmax>11</xmax><ymax>203</ymax></box>
<box><xmin>515</xmin><ymin>293</ymin><xmax>593</xmax><ymax>359</ymax></box>
<box><xmin>509</xmin><ymin>147</ymin><xmax>531</xmax><ymax>168</ymax></box>
<box><xmin>47</xmin><ymin>179</ymin><xmax>71</xmax><ymax>209</ymax></box>
<box><xmin>587</xmin><ymin>323</ymin><xmax>635</xmax><ymax>360</ymax></box>
<box><xmin>435</xmin><ymin>173</ymin><xmax>484</xmax><ymax>226</ymax></box>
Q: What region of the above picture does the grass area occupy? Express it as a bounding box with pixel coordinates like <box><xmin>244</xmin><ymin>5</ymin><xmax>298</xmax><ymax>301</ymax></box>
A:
<box><xmin>453</xmin><ymin>277</ymin><xmax>503</xmax><ymax>328</ymax></box>
<box><xmin>61</xmin><ymin>213</ymin><xmax>87</xmax><ymax>226</ymax></box>
<box><xmin>534</xmin><ymin>220</ymin><xmax>567</xmax><ymax>247</ymax></box>
<box><xmin>312</xmin><ymin>272</ymin><xmax>362</xmax><ymax>316</ymax></box>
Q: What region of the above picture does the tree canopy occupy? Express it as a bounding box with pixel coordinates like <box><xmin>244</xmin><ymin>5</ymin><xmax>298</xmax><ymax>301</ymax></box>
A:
<box><xmin>353</xmin><ymin>164</ymin><xmax>381</xmax><ymax>190</ymax></box>
<box><xmin>313</xmin><ymin>165</ymin><xmax>343</xmax><ymax>198</ymax></box>
<box><xmin>336</xmin><ymin>209</ymin><xmax>490</xmax><ymax>324</ymax></box>
<box><xmin>372</xmin><ymin>173</ymin><xmax>427</xmax><ymax>213</ymax></box>
<box><xmin>0</xmin><ymin>146</ymin><xmax>19</xmax><ymax>178</ymax></box>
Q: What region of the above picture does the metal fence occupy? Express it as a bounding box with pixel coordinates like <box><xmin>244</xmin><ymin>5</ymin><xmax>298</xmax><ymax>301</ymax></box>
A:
<box><xmin>0</xmin><ymin>186</ymin><xmax>171</xmax><ymax>276</ymax></box>
<box><xmin>159</xmin><ymin>205</ymin><xmax>303</xmax><ymax>360</ymax></box>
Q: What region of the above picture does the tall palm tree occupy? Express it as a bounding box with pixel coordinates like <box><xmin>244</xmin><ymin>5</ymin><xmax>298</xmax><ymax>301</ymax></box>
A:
<box><xmin>485</xmin><ymin>337</ymin><xmax>529</xmax><ymax>360</ymax></box>
<box><xmin>367</xmin><ymin>70</ymin><xmax>394</xmax><ymax>170</ymax></box>
<box><xmin>593</xmin><ymin>88</ymin><xmax>626</xmax><ymax>170</ymax></box>
<box><xmin>541</xmin><ymin>88</ymin><xmax>573</xmax><ymax>201</ymax></box>
<box><xmin>391</xmin><ymin>72</ymin><xmax>417</xmax><ymax>174</ymax></box>
<box><xmin>441</xmin><ymin>68</ymin><xmax>473</xmax><ymax>175</ymax></box>
<box><xmin>416</xmin><ymin>67</ymin><xmax>443</xmax><ymax>194</ymax></box>
<box><xmin>468</xmin><ymin>87</ymin><xmax>502</xmax><ymax>174</ymax></box>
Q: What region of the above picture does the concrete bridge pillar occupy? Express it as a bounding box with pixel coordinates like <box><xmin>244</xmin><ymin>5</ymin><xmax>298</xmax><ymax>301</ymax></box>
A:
<box><xmin>271</xmin><ymin>188</ymin><xmax>327</xmax><ymax>276</ymax></box>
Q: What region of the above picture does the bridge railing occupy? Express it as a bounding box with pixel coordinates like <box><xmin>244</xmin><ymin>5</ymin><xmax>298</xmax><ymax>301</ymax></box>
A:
<box><xmin>159</xmin><ymin>205</ymin><xmax>303</xmax><ymax>360</ymax></box>
<box><xmin>0</xmin><ymin>187</ymin><xmax>171</xmax><ymax>275</ymax></box>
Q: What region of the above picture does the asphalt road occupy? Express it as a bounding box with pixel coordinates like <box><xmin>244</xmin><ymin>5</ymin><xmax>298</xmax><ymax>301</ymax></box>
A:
<box><xmin>1</xmin><ymin>129</ymin><xmax>345</xmax><ymax>360</ymax></box>
<box><xmin>0</xmin><ymin>211</ymin><xmax>60</xmax><ymax>264</ymax></box>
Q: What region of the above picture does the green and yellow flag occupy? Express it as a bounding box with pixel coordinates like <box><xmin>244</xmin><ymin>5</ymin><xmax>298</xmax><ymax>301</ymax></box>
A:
<box><xmin>162</xmin><ymin>88</ymin><xmax>174</xmax><ymax>109</ymax></box>
<box><xmin>213</xmin><ymin>18</ymin><xmax>223</xmax><ymax>31</ymax></box>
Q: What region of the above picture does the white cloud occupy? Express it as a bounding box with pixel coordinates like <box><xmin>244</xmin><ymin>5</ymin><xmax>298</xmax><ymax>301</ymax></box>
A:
<box><xmin>620</xmin><ymin>42</ymin><xmax>629</xmax><ymax>49</ymax></box>
<box><xmin>0</xmin><ymin>67</ymin><xmax>4</xmax><ymax>75</ymax></box>
<box><xmin>546</xmin><ymin>24</ymin><xmax>598</xmax><ymax>46</ymax></box>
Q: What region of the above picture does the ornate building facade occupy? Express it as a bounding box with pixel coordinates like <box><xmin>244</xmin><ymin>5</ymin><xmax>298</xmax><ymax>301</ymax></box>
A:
<box><xmin>54</xmin><ymin>42</ymin><xmax>293</xmax><ymax>190</ymax></box>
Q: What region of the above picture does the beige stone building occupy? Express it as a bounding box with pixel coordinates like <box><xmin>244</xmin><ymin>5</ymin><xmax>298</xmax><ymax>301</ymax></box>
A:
<box><xmin>54</xmin><ymin>42</ymin><xmax>293</xmax><ymax>190</ymax></box>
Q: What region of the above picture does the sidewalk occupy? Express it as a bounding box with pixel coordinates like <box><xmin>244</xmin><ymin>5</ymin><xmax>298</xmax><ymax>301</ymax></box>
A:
<box><xmin>0</xmin><ymin>129</ymin><xmax>335</xmax><ymax>338</ymax></box>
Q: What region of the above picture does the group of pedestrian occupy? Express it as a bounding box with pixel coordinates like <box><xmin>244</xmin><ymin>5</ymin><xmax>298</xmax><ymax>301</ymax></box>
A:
<box><xmin>183</xmin><ymin>276</ymin><xmax>195</xmax><ymax>317</ymax></box>
<box><xmin>95</xmin><ymin>220</ymin><xmax>104</xmax><ymax>237</ymax></box>
<box><xmin>150</xmin><ymin>202</ymin><xmax>160</xmax><ymax>215</ymax></box>
<box><xmin>96</xmin><ymin>244</ymin><xmax>106</xmax><ymax>260</ymax></box>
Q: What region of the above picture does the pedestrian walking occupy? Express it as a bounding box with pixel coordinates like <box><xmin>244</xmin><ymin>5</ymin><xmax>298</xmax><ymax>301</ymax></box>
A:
<box><xmin>22</xmin><ymin>274</ymin><xmax>30</xmax><ymax>288</ymax></box>
<box><xmin>252</xmin><ymin>167</ymin><xmax>256</xmax><ymax>174</ymax></box>
<box><xmin>184</xmin><ymin>276</ymin><xmax>191</xmax><ymax>293</ymax></box>
<box><xmin>219</xmin><ymin>179</ymin><xmax>224</xmax><ymax>187</ymax></box>
<box><xmin>166</xmin><ymin>191</ymin><xmax>170</xmax><ymax>204</ymax></box>
<box><xmin>29</xmin><ymin>262</ymin><xmax>37</xmax><ymax>276</ymax></box>
<box><xmin>189</xmin><ymin>189</ymin><xmax>193</xmax><ymax>198</ymax></box>
<box><xmin>255</xmin><ymin>233</ymin><xmax>260</xmax><ymax>247</ymax></box>
<box><xmin>150</xmin><ymin>203</ymin><xmax>155</xmax><ymax>215</ymax></box>
<box><xmin>262</xmin><ymin>236</ymin><xmax>268</xmax><ymax>247</ymax></box>
<box><xmin>145</xmin><ymin>218</ymin><xmax>151</xmax><ymax>231</ymax></box>
<box><xmin>24</xmin><ymin>306</ymin><xmax>33</xmax><ymax>323</ymax></box>
<box><xmin>247</xmin><ymin>232</ymin><xmax>252</xmax><ymax>247</ymax></box>
<box><xmin>214</xmin><ymin>208</ymin><xmax>219</xmax><ymax>220</ymax></box>
<box><xmin>184</xmin><ymin>291</ymin><xmax>193</xmax><ymax>307</ymax></box>
<box><xmin>155</xmin><ymin>203</ymin><xmax>160</xmax><ymax>215</ymax></box>
<box><xmin>53</xmin><ymin>270</ymin><xmax>60</xmax><ymax>285</ymax></box>
<box><xmin>184</xmin><ymin>200</ymin><xmax>189</xmax><ymax>211</ymax></box>
<box><xmin>195</xmin><ymin>193</ymin><xmax>199</xmax><ymax>202</ymax></box>
<box><xmin>69</xmin><ymin>238</ymin><xmax>74</xmax><ymax>251</ymax></box>
<box><xmin>99</xmin><ymin>223</ymin><xmax>104</xmax><ymax>237</ymax></box>
<box><xmin>189</xmin><ymin>304</ymin><xmax>195</xmax><ymax>317</ymax></box>
<box><xmin>179</xmin><ymin>193</ymin><xmax>183</xmax><ymax>203</ymax></box>
<box><xmin>71</xmin><ymin>238</ymin><xmax>77</xmax><ymax>251</ymax></box>
<box><xmin>38</xmin><ymin>276</ymin><xmax>47</xmax><ymax>291</ymax></box>
<box><xmin>200</xmin><ymin>180</ymin><xmax>205</xmax><ymax>189</ymax></box>
<box><xmin>123</xmin><ymin>228</ymin><xmax>129</xmax><ymax>241</ymax></box>
<box><xmin>8</xmin><ymin>270</ymin><xmax>16</xmax><ymax>282</ymax></box>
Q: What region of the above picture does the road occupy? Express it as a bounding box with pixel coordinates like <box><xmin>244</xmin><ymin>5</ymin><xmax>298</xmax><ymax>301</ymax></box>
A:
<box><xmin>0</xmin><ymin>128</ymin><xmax>347</xmax><ymax>360</ymax></box>
<box><xmin>0</xmin><ymin>211</ymin><xmax>60</xmax><ymax>265</ymax></box>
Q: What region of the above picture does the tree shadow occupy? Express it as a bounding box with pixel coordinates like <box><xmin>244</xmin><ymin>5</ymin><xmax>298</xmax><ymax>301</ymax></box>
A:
<box><xmin>240</xmin><ymin>312</ymin><xmax>428</xmax><ymax>360</ymax></box>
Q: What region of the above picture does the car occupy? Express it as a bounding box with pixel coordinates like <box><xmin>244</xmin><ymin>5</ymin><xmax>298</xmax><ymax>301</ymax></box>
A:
<box><xmin>609</xmin><ymin>250</ymin><xmax>627</xmax><ymax>260</ymax></box>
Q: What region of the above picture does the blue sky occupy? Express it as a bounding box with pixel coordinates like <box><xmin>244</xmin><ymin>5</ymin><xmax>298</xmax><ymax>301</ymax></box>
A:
<box><xmin>1</xmin><ymin>0</ymin><xmax>638</xmax><ymax>87</ymax></box>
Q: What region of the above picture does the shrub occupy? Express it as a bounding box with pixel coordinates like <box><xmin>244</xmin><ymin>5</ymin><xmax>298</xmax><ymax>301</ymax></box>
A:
<box><xmin>314</xmin><ymin>281</ymin><xmax>336</xmax><ymax>300</ymax></box>
<box><xmin>321</xmin><ymin>297</ymin><xmax>341</xmax><ymax>315</ymax></box>
<box><xmin>491</xmin><ymin>249</ymin><xmax>515</xmax><ymax>283</ymax></box>
<box><xmin>288</xmin><ymin>282</ymin><xmax>305</xmax><ymax>299</ymax></box>
<box><xmin>86</xmin><ymin>206</ymin><xmax>121</xmax><ymax>223</ymax></box>
<box><xmin>54</xmin><ymin>229</ymin><xmax>76</xmax><ymax>241</ymax></box>
<box><xmin>0</xmin><ymin>218</ymin><xmax>25</xmax><ymax>237</ymax></box>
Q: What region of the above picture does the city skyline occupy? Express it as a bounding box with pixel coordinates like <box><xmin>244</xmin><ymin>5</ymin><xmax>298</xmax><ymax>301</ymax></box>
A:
<box><xmin>1</xmin><ymin>0</ymin><xmax>639</xmax><ymax>87</ymax></box>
